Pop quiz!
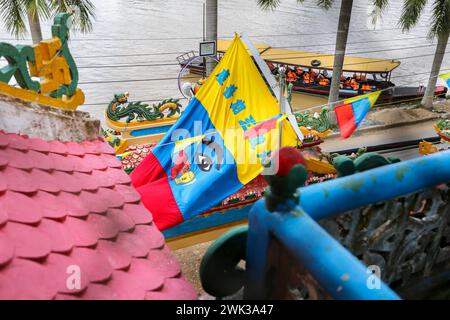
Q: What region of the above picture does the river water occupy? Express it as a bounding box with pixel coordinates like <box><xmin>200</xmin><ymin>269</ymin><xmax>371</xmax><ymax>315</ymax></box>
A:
<box><xmin>0</xmin><ymin>0</ymin><xmax>448</xmax><ymax>122</ymax></box>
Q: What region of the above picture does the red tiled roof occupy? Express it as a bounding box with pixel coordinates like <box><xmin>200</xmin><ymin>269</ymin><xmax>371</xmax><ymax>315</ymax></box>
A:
<box><xmin>0</xmin><ymin>130</ymin><xmax>197</xmax><ymax>300</ymax></box>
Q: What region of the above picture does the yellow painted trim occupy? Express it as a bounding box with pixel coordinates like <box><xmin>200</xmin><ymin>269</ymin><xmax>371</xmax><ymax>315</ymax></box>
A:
<box><xmin>0</xmin><ymin>82</ymin><xmax>84</xmax><ymax>110</ymax></box>
<box><xmin>167</xmin><ymin>220</ymin><xmax>247</xmax><ymax>250</ymax></box>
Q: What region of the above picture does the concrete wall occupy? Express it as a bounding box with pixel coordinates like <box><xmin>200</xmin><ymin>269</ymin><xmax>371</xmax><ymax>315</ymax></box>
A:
<box><xmin>0</xmin><ymin>94</ymin><xmax>100</xmax><ymax>142</ymax></box>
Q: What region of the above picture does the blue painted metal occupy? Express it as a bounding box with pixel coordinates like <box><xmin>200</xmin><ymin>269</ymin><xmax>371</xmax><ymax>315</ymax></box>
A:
<box><xmin>246</xmin><ymin>201</ymin><xmax>400</xmax><ymax>299</ymax></box>
<box><xmin>300</xmin><ymin>150</ymin><xmax>450</xmax><ymax>221</ymax></box>
<box><xmin>245</xmin><ymin>150</ymin><xmax>450</xmax><ymax>300</ymax></box>
<box><xmin>129</xmin><ymin>124</ymin><xmax>173</xmax><ymax>137</ymax></box>
<box><xmin>163</xmin><ymin>204</ymin><xmax>251</xmax><ymax>239</ymax></box>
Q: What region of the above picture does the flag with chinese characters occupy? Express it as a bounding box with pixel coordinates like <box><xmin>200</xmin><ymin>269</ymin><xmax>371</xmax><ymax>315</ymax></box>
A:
<box><xmin>131</xmin><ymin>35</ymin><xmax>298</xmax><ymax>230</ymax></box>
<box><xmin>334</xmin><ymin>91</ymin><xmax>381</xmax><ymax>139</ymax></box>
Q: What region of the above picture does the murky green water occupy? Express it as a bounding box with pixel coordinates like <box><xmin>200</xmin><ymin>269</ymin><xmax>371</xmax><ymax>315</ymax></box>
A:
<box><xmin>0</xmin><ymin>0</ymin><xmax>447</xmax><ymax>122</ymax></box>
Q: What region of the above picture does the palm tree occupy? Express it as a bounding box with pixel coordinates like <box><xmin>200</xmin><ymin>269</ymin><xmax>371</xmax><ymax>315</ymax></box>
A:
<box><xmin>205</xmin><ymin>0</ymin><xmax>218</xmax><ymax>76</ymax></box>
<box><xmin>379</xmin><ymin>0</ymin><xmax>450</xmax><ymax>109</ymax></box>
<box><xmin>257</xmin><ymin>0</ymin><xmax>353</xmax><ymax>109</ymax></box>
<box><xmin>0</xmin><ymin>0</ymin><xmax>95</xmax><ymax>44</ymax></box>
<box><xmin>373</xmin><ymin>0</ymin><xmax>450</xmax><ymax>109</ymax></box>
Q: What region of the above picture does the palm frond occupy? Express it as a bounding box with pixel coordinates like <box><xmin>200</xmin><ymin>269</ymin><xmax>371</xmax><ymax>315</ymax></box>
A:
<box><xmin>428</xmin><ymin>0</ymin><xmax>450</xmax><ymax>38</ymax></box>
<box><xmin>50</xmin><ymin>0</ymin><xmax>96</xmax><ymax>33</ymax></box>
<box><xmin>0</xmin><ymin>0</ymin><xmax>28</xmax><ymax>38</ymax></box>
<box><xmin>316</xmin><ymin>0</ymin><xmax>333</xmax><ymax>9</ymax></box>
<box><xmin>25</xmin><ymin>0</ymin><xmax>51</xmax><ymax>20</ymax></box>
<box><xmin>399</xmin><ymin>0</ymin><xmax>427</xmax><ymax>32</ymax></box>
<box><xmin>370</xmin><ymin>0</ymin><xmax>389</xmax><ymax>26</ymax></box>
<box><xmin>256</xmin><ymin>0</ymin><xmax>281</xmax><ymax>10</ymax></box>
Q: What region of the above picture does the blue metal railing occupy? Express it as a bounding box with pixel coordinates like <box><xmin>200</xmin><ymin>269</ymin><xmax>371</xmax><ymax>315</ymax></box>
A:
<box><xmin>245</xmin><ymin>150</ymin><xmax>450</xmax><ymax>300</ymax></box>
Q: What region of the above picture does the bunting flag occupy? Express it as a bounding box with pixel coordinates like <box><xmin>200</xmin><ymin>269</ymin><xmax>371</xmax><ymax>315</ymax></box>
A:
<box><xmin>334</xmin><ymin>91</ymin><xmax>381</xmax><ymax>139</ymax></box>
<box><xmin>439</xmin><ymin>71</ymin><xmax>450</xmax><ymax>88</ymax></box>
<box><xmin>130</xmin><ymin>35</ymin><xmax>298</xmax><ymax>230</ymax></box>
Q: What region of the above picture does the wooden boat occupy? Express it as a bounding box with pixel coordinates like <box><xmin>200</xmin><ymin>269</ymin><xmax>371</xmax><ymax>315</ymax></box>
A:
<box><xmin>178</xmin><ymin>39</ymin><xmax>447</xmax><ymax>105</ymax></box>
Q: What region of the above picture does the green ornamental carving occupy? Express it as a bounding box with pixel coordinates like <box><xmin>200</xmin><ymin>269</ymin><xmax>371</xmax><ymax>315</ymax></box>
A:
<box><xmin>295</xmin><ymin>107</ymin><xmax>331</xmax><ymax>133</ymax></box>
<box><xmin>0</xmin><ymin>12</ymin><xmax>78</xmax><ymax>98</ymax></box>
<box><xmin>436</xmin><ymin>118</ymin><xmax>450</xmax><ymax>131</ymax></box>
<box><xmin>332</xmin><ymin>148</ymin><xmax>400</xmax><ymax>177</ymax></box>
<box><xmin>106</xmin><ymin>93</ymin><xmax>182</xmax><ymax>123</ymax></box>
<box><xmin>50</xmin><ymin>13</ymin><xmax>79</xmax><ymax>98</ymax></box>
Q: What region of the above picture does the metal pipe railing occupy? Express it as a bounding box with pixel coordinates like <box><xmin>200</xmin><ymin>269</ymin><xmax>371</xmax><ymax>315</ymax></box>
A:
<box><xmin>245</xmin><ymin>150</ymin><xmax>450</xmax><ymax>299</ymax></box>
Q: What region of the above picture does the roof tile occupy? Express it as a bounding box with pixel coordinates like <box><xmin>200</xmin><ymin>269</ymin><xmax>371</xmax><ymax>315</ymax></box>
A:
<box><xmin>0</xmin><ymin>154</ymin><xmax>8</xmax><ymax>168</ymax></box>
<box><xmin>133</xmin><ymin>225</ymin><xmax>165</xmax><ymax>250</ymax></box>
<box><xmin>64</xmin><ymin>216</ymin><xmax>99</xmax><ymax>247</ymax></box>
<box><xmin>79</xmin><ymin>190</ymin><xmax>109</xmax><ymax>214</ymax></box>
<box><xmin>106</xmin><ymin>271</ymin><xmax>147</xmax><ymax>300</ymax></box>
<box><xmin>7</xmin><ymin>134</ymin><xmax>29</xmax><ymax>151</ymax></box>
<box><xmin>97</xmin><ymin>187</ymin><xmax>125</xmax><ymax>208</ymax></box>
<box><xmin>82</xmin><ymin>140</ymin><xmax>102</xmax><ymax>155</ymax></box>
<box><xmin>72</xmin><ymin>172</ymin><xmax>98</xmax><ymax>191</ymax></box>
<box><xmin>0</xmin><ymin>172</ymin><xmax>6</xmax><ymax>193</ymax></box>
<box><xmin>123</xmin><ymin>203</ymin><xmax>153</xmax><ymax>225</ymax></box>
<box><xmin>2</xmin><ymin>166</ymin><xmax>39</xmax><ymax>194</ymax></box>
<box><xmin>99</xmin><ymin>154</ymin><xmax>123</xmax><ymax>168</ymax></box>
<box><xmin>0</xmin><ymin>234</ymin><xmax>14</xmax><ymax>266</ymax></box>
<box><xmin>86</xmin><ymin>213</ymin><xmax>120</xmax><ymax>240</ymax></box>
<box><xmin>2</xmin><ymin>222</ymin><xmax>52</xmax><ymax>259</ymax></box>
<box><xmin>39</xmin><ymin>218</ymin><xmax>75</xmax><ymax>253</ymax></box>
<box><xmin>0</xmin><ymin>202</ymin><xmax>8</xmax><ymax>226</ymax></box>
<box><xmin>90</xmin><ymin>169</ymin><xmax>116</xmax><ymax>188</ymax></box>
<box><xmin>57</xmin><ymin>192</ymin><xmax>90</xmax><ymax>218</ymax></box>
<box><xmin>116</xmin><ymin>232</ymin><xmax>150</xmax><ymax>258</ymax></box>
<box><xmin>0</xmin><ymin>131</ymin><xmax>9</xmax><ymax>148</ymax></box>
<box><xmin>0</xmin><ymin>191</ymin><xmax>42</xmax><ymax>224</ymax></box>
<box><xmin>114</xmin><ymin>184</ymin><xmax>141</xmax><ymax>203</ymax></box>
<box><xmin>64</xmin><ymin>141</ymin><xmax>86</xmax><ymax>156</ymax></box>
<box><xmin>52</xmin><ymin>171</ymin><xmax>83</xmax><ymax>193</ymax></box>
<box><xmin>27</xmin><ymin>150</ymin><xmax>53</xmax><ymax>171</ymax></box>
<box><xmin>90</xmin><ymin>139</ymin><xmax>116</xmax><ymax>155</ymax></box>
<box><xmin>78</xmin><ymin>283</ymin><xmax>123</xmax><ymax>300</ymax></box>
<box><xmin>48</xmin><ymin>140</ymin><xmax>69</xmax><ymax>155</ymax></box>
<box><xmin>127</xmin><ymin>258</ymin><xmax>165</xmax><ymax>291</ymax></box>
<box><xmin>48</xmin><ymin>153</ymin><xmax>75</xmax><ymax>172</ymax></box>
<box><xmin>34</xmin><ymin>191</ymin><xmax>69</xmax><ymax>219</ymax></box>
<box><xmin>30</xmin><ymin>169</ymin><xmax>61</xmax><ymax>193</ymax></box>
<box><xmin>71</xmin><ymin>247</ymin><xmax>113</xmax><ymax>283</ymax></box>
<box><xmin>3</xmin><ymin>148</ymin><xmax>34</xmax><ymax>170</ymax></box>
<box><xmin>45</xmin><ymin>253</ymin><xmax>88</xmax><ymax>294</ymax></box>
<box><xmin>96</xmin><ymin>240</ymin><xmax>132</xmax><ymax>270</ymax></box>
<box><xmin>106</xmin><ymin>209</ymin><xmax>135</xmax><ymax>232</ymax></box>
<box><xmin>0</xmin><ymin>131</ymin><xmax>196</xmax><ymax>300</ymax></box>
<box><xmin>145</xmin><ymin>277</ymin><xmax>198</xmax><ymax>300</ymax></box>
<box><xmin>26</xmin><ymin>137</ymin><xmax>50</xmax><ymax>153</ymax></box>
<box><xmin>69</xmin><ymin>155</ymin><xmax>94</xmax><ymax>173</ymax></box>
<box><xmin>0</xmin><ymin>259</ymin><xmax>58</xmax><ymax>299</ymax></box>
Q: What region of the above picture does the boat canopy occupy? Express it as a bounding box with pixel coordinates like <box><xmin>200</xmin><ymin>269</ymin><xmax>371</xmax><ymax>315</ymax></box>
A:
<box><xmin>217</xmin><ymin>39</ymin><xmax>400</xmax><ymax>73</ymax></box>
<box><xmin>217</xmin><ymin>39</ymin><xmax>271</xmax><ymax>54</ymax></box>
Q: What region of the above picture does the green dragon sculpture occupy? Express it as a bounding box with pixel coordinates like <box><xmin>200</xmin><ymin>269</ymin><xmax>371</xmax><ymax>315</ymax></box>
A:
<box><xmin>106</xmin><ymin>92</ymin><xmax>182</xmax><ymax>123</ymax></box>
<box><xmin>295</xmin><ymin>107</ymin><xmax>332</xmax><ymax>133</ymax></box>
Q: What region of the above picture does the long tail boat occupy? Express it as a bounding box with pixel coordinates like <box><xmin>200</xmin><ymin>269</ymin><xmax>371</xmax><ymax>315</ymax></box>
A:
<box><xmin>178</xmin><ymin>39</ymin><xmax>447</xmax><ymax>105</ymax></box>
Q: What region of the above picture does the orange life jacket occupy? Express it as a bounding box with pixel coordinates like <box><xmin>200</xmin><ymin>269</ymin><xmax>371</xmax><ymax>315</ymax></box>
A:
<box><xmin>350</xmin><ymin>79</ymin><xmax>359</xmax><ymax>90</ymax></box>
<box><xmin>303</xmin><ymin>73</ymin><xmax>311</xmax><ymax>83</ymax></box>
<box><xmin>361</xmin><ymin>84</ymin><xmax>371</xmax><ymax>91</ymax></box>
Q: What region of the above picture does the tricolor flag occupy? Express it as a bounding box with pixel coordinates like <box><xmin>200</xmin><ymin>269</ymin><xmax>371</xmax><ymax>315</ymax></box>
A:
<box><xmin>131</xmin><ymin>35</ymin><xmax>298</xmax><ymax>230</ymax></box>
<box><xmin>439</xmin><ymin>71</ymin><xmax>450</xmax><ymax>88</ymax></box>
<box><xmin>334</xmin><ymin>91</ymin><xmax>381</xmax><ymax>139</ymax></box>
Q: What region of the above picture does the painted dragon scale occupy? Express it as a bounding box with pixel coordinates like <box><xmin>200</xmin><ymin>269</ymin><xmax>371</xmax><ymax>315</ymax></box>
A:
<box><xmin>106</xmin><ymin>92</ymin><xmax>182</xmax><ymax>123</ymax></box>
